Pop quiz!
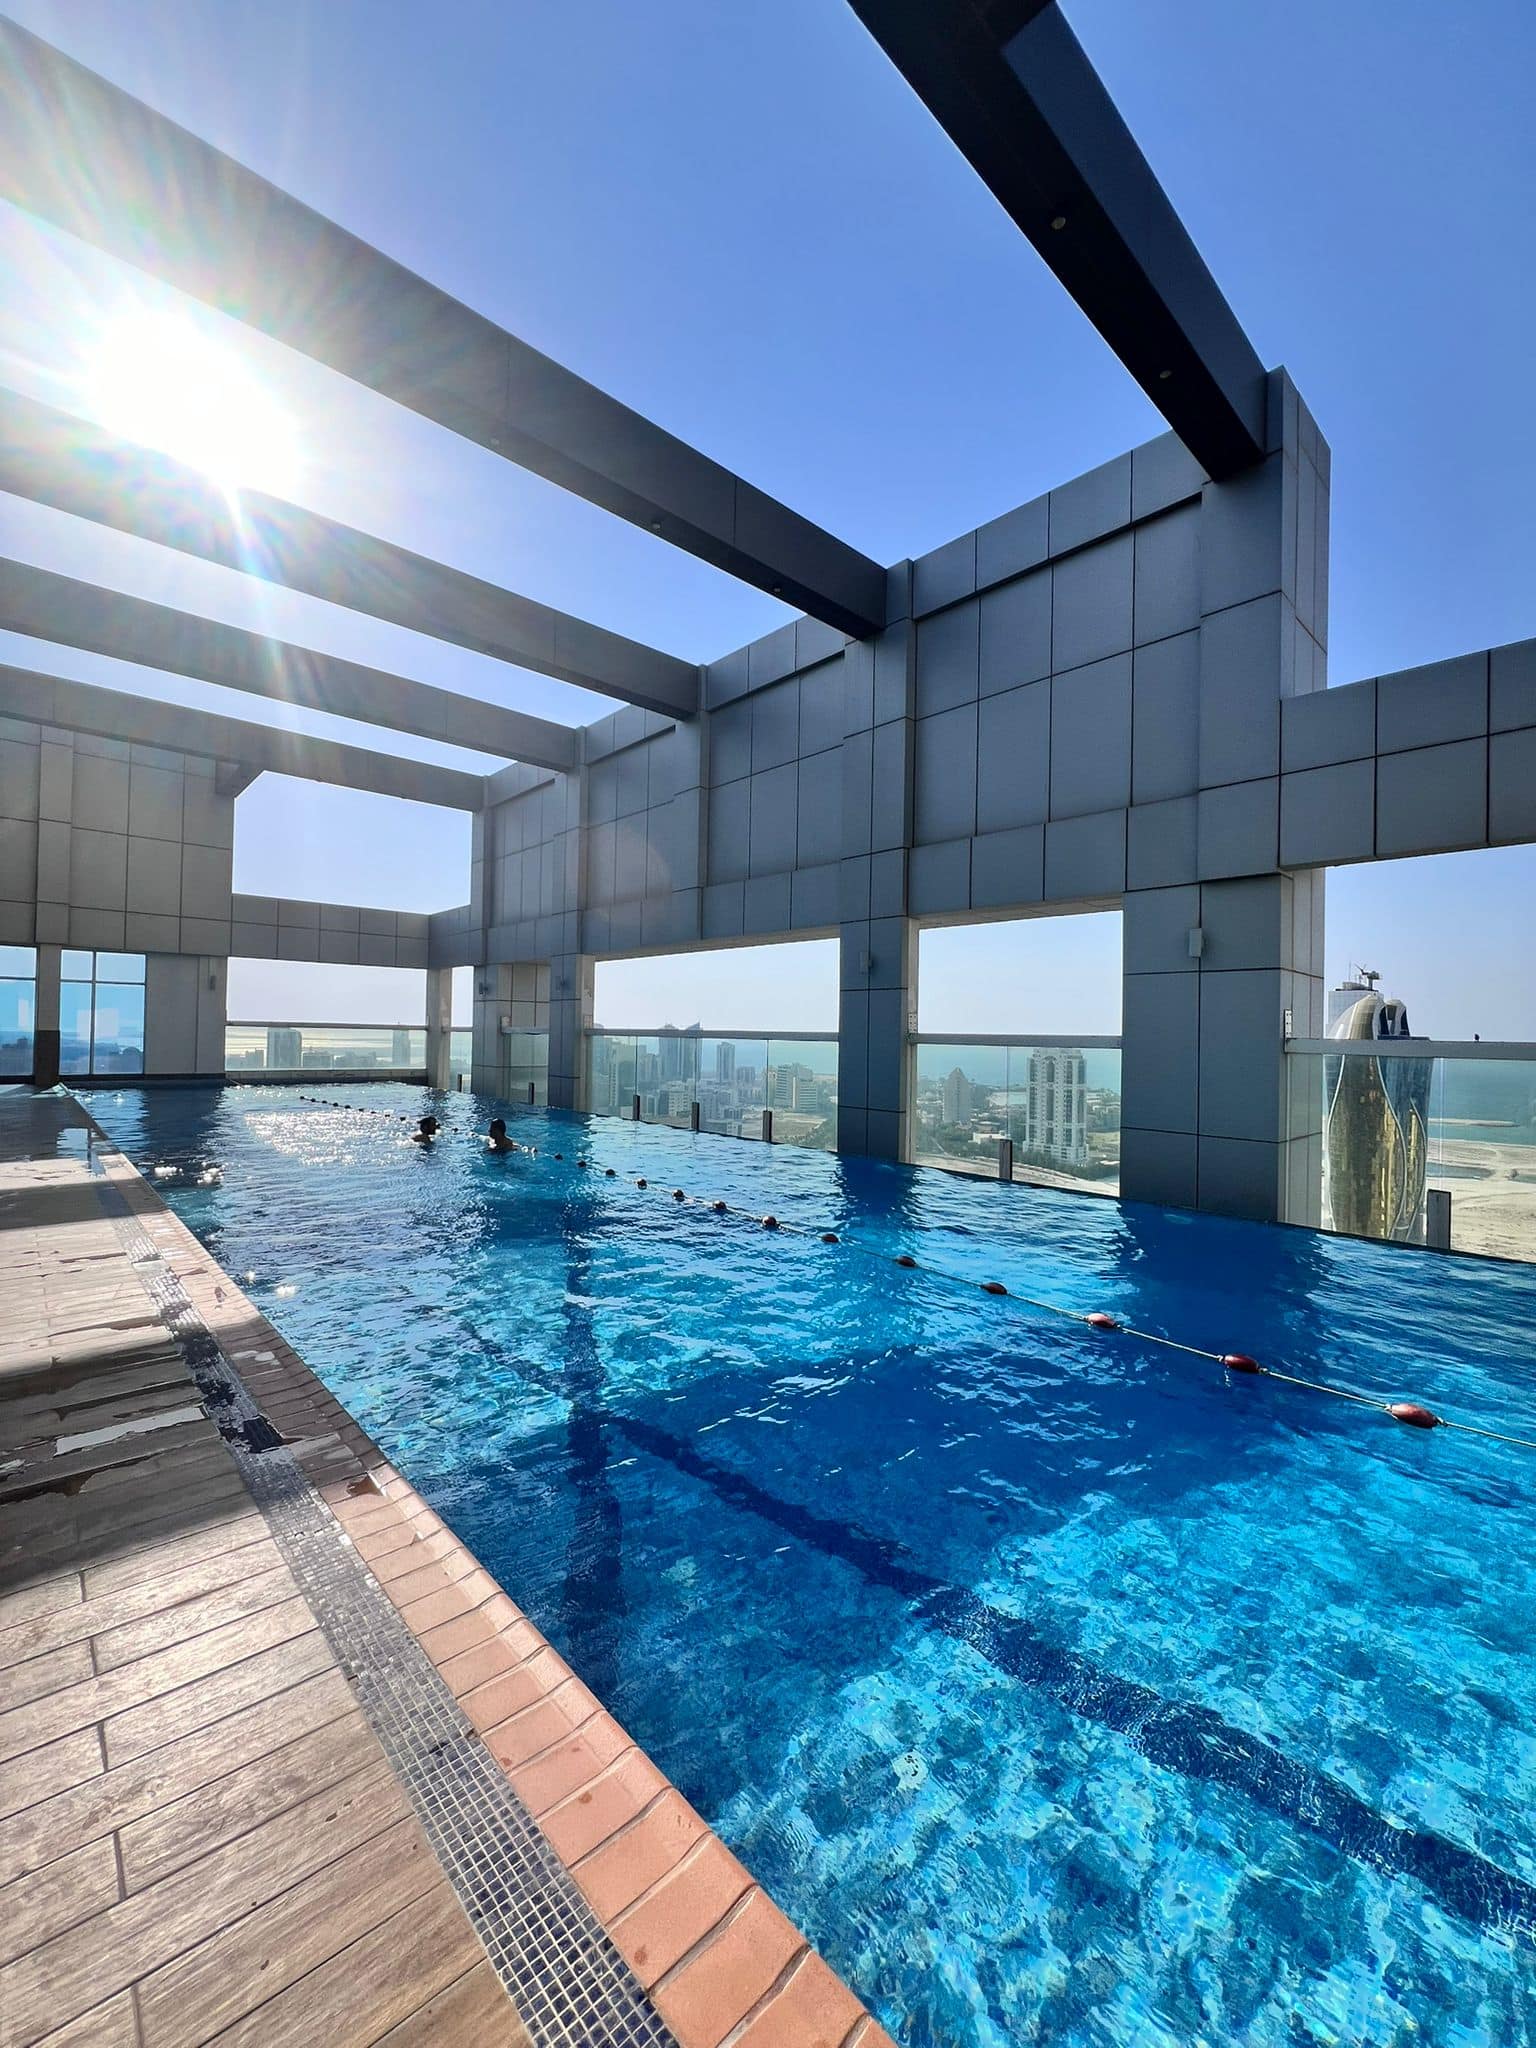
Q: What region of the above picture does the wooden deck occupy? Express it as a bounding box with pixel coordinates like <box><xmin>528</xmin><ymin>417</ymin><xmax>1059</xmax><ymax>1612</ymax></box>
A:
<box><xmin>0</xmin><ymin>1112</ymin><xmax>532</xmax><ymax>2048</ymax></box>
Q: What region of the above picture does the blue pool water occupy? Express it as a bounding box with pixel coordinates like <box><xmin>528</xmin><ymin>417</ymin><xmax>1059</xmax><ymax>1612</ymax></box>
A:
<box><xmin>86</xmin><ymin>1083</ymin><xmax>1536</xmax><ymax>2047</ymax></box>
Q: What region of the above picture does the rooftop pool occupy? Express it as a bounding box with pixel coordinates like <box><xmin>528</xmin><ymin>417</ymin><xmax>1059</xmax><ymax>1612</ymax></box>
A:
<box><xmin>87</xmin><ymin>1082</ymin><xmax>1536</xmax><ymax>2047</ymax></box>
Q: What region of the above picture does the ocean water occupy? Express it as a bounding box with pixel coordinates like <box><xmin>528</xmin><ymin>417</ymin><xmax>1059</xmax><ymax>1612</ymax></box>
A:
<box><xmin>86</xmin><ymin>1083</ymin><xmax>1536</xmax><ymax>2047</ymax></box>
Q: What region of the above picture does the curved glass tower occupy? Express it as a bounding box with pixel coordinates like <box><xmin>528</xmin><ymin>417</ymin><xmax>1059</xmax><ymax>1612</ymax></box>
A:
<box><xmin>1322</xmin><ymin>977</ymin><xmax>1432</xmax><ymax>1243</ymax></box>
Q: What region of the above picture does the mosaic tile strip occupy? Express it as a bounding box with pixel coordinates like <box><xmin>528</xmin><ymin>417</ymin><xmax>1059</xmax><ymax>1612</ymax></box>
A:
<box><xmin>88</xmin><ymin>1154</ymin><xmax>678</xmax><ymax>2048</ymax></box>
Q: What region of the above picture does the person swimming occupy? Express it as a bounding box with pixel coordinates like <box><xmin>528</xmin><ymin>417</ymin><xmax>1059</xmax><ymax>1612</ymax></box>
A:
<box><xmin>411</xmin><ymin>1115</ymin><xmax>439</xmax><ymax>1146</ymax></box>
<box><xmin>487</xmin><ymin>1118</ymin><xmax>514</xmax><ymax>1152</ymax></box>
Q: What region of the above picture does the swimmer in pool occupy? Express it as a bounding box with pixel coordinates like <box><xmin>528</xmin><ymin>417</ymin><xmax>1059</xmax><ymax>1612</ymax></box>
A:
<box><xmin>411</xmin><ymin>1115</ymin><xmax>439</xmax><ymax>1146</ymax></box>
<box><xmin>487</xmin><ymin>1118</ymin><xmax>514</xmax><ymax>1152</ymax></box>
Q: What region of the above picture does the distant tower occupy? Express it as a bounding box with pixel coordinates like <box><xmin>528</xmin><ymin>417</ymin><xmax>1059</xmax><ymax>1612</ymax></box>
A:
<box><xmin>941</xmin><ymin>1066</ymin><xmax>971</xmax><ymax>1125</ymax></box>
<box><xmin>715</xmin><ymin>1041</ymin><xmax>736</xmax><ymax>1083</ymax></box>
<box><xmin>267</xmin><ymin>1026</ymin><xmax>301</xmax><ymax>1069</ymax></box>
<box><xmin>1022</xmin><ymin>1049</ymin><xmax>1089</xmax><ymax>1167</ymax></box>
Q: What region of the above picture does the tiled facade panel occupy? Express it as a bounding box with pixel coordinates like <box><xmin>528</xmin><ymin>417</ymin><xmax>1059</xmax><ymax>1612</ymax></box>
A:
<box><xmin>229</xmin><ymin>896</ymin><xmax>430</xmax><ymax>969</ymax></box>
<box><xmin>0</xmin><ymin>725</ymin><xmax>236</xmax><ymax>956</ymax></box>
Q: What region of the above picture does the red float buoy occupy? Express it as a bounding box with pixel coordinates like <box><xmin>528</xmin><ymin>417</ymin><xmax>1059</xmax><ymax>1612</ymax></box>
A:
<box><xmin>1085</xmin><ymin>1311</ymin><xmax>1120</xmax><ymax>1332</ymax></box>
<box><xmin>821</xmin><ymin>1231</ymin><xmax>840</xmax><ymax>1244</ymax></box>
<box><xmin>762</xmin><ymin>1215</ymin><xmax>779</xmax><ymax>1230</ymax></box>
<box><xmin>981</xmin><ymin>1280</ymin><xmax>1008</xmax><ymax>1296</ymax></box>
<box><xmin>1222</xmin><ymin>1353</ymin><xmax>1262</xmax><ymax>1375</ymax></box>
<box><xmin>895</xmin><ymin>1253</ymin><xmax>917</xmax><ymax>1268</ymax></box>
<box><xmin>1388</xmin><ymin>1401</ymin><xmax>1443</xmax><ymax>1430</ymax></box>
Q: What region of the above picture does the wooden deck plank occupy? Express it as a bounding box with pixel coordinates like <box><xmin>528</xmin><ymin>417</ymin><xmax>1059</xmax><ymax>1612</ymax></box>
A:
<box><xmin>119</xmin><ymin>1708</ymin><xmax>376</xmax><ymax>1893</ymax></box>
<box><xmin>103</xmin><ymin>1629</ymin><xmax>334</xmax><ymax>1768</ymax></box>
<box><xmin>136</xmin><ymin>1813</ymin><xmax>440</xmax><ymax>2047</ymax></box>
<box><xmin>0</xmin><ymin>1537</ymin><xmax>286</xmax><ymax>1673</ymax></box>
<box><xmin>0</xmin><ymin>1727</ymin><xmax>103</xmax><ymax>1831</ymax></box>
<box><xmin>0</xmin><ymin>1597</ymin><xmax>318</xmax><ymax>1766</ymax></box>
<box><xmin>0</xmin><ymin>1670</ymin><xmax>355</xmax><ymax>1888</ymax></box>
<box><xmin>0</xmin><ymin>1641</ymin><xmax>94</xmax><ymax>1714</ymax></box>
<box><xmin>32</xmin><ymin>1993</ymin><xmax>138</xmax><ymax>2048</ymax></box>
<box><xmin>92</xmin><ymin>1560</ymin><xmax>299</xmax><ymax>1673</ymax></box>
<box><xmin>0</xmin><ymin>1762</ymin><xmax>402</xmax><ymax>2046</ymax></box>
<box><xmin>0</xmin><ymin>1837</ymin><xmax>119</xmax><ymax>1970</ymax></box>
<box><xmin>201</xmin><ymin>1882</ymin><xmax>486</xmax><ymax>2048</ymax></box>
<box><xmin>375</xmin><ymin>1962</ymin><xmax>535</xmax><ymax>2048</ymax></box>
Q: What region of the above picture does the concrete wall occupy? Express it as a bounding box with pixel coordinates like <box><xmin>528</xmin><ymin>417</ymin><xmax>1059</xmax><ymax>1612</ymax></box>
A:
<box><xmin>229</xmin><ymin>894</ymin><xmax>429</xmax><ymax>968</ymax></box>
<box><xmin>0</xmin><ymin>720</ymin><xmax>235</xmax><ymax>953</ymax></box>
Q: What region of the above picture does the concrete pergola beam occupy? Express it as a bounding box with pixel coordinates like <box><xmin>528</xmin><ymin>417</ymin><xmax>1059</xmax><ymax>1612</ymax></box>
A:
<box><xmin>845</xmin><ymin>0</ymin><xmax>1269</xmax><ymax>478</ymax></box>
<box><xmin>0</xmin><ymin>391</ymin><xmax>699</xmax><ymax>721</ymax></box>
<box><xmin>0</xmin><ymin>20</ymin><xmax>888</xmax><ymax>638</ymax></box>
<box><xmin>0</xmin><ymin>663</ymin><xmax>486</xmax><ymax>811</ymax></box>
<box><xmin>0</xmin><ymin>558</ymin><xmax>580</xmax><ymax>771</ymax></box>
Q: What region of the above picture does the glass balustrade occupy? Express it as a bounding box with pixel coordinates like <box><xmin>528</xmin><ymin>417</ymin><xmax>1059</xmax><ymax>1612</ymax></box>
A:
<box><xmin>587</xmin><ymin>1032</ymin><xmax>838</xmax><ymax>1149</ymax></box>
<box><xmin>225</xmin><ymin>1023</ymin><xmax>427</xmax><ymax>1075</ymax></box>
<box><xmin>911</xmin><ymin>1038</ymin><xmax>1122</xmax><ymax>1194</ymax></box>
<box><xmin>1286</xmin><ymin>1044</ymin><xmax>1536</xmax><ymax>1262</ymax></box>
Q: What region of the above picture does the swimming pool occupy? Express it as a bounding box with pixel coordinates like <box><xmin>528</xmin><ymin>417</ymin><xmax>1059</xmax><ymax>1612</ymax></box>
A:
<box><xmin>86</xmin><ymin>1082</ymin><xmax>1536</xmax><ymax>2047</ymax></box>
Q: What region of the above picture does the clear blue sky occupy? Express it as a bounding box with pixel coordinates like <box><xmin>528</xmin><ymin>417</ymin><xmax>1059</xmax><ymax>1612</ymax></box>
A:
<box><xmin>4</xmin><ymin>0</ymin><xmax>1534</xmax><ymax>1034</ymax></box>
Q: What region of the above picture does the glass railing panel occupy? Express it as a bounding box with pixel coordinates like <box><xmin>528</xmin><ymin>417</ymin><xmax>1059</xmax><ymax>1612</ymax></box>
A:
<box><xmin>60</xmin><ymin>981</ymin><xmax>94</xmax><ymax>1076</ymax></box>
<box><xmin>912</xmin><ymin>1039</ymin><xmax>1122</xmax><ymax>1194</ymax></box>
<box><xmin>1430</xmin><ymin>1056</ymin><xmax>1536</xmax><ymax>1260</ymax></box>
<box><xmin>0</xmin><ymin>951</ymin><xmax>37</xmax><ymax>1075</ymax></box>
<box><xmin>697</xmin><ymin>1038</ymin><xmax>770</xmax><ymax>1138</ymax></box>
<box><xmin>449</xmin><ymin>1029</ymin><xmax>473</xmax><ymax>1088</ymax></box>
<box><xmin>224</xmin><ymin>1023</ymin><xmax>426</xmax><ymax>1073</ymax></box>
<box><xmin>504</xmin><ymin>1030</ymin><xmax>549</xmax><ymax>1105</ymax></box>
<box><xmin>91</xmin><ymin>981</ymin><xmax>145</xmax><ymax>1074</ymax></box>
<box><xmin>1287</xmin><ymin>1047</ymin><xmax>1536</xmax><ymax>1263</ymax></box>
<box><xmin>765</xmin><ymin>1038</ymin><xmax>838</xmax><ymax>1148</ymax></box>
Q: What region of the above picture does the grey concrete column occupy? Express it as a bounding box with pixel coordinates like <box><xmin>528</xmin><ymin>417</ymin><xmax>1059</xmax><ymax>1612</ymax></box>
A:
<box><xmin>837</xmin><ymin>917</ymin><xmax>918</xmax><ymax>1159</ymax></box>
<box><xmin>1120</xmin><ymin>869</ymin><xmax>1324</xmax><ymax>1223</ymax></box>
<box><xmin>424</xmin><ymin>965</ymin><xmax>452</xmax><ymax>1090</ymax></box>
<box><xmin>470</xmin><ymin>963</ymin><xmax>509</xmax><ymax>1097</ymax></box>
<box><xmin>837</xmin><ymin>582</ymin><xmax>917</xmax><ymax>1158</ymax></box>
<box><xmin>143</xmin><ymin>952</ymin><xmax>226</xmax><ymax>1075</ymax></box>
<box><xmin>547</xmin><ymin>953</ymin><xmax>594</xmax><ymax>1112</ymax></box>
<box><xmin>32</xmin><ymin>942</ymin><xmax>61</xmax><ymax>1086</ymax></box>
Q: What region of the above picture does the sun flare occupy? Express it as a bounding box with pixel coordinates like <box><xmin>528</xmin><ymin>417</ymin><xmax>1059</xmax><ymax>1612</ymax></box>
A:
<box><xmin>83</xmin><ymin>310</ymin><xmax>302</xmax><ymax>497</ymax></box>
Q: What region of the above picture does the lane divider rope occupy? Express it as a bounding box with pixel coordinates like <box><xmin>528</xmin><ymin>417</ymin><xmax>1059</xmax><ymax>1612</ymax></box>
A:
<box><xmin>291</xmin><ymin>1093</ymin><xmax>1536</xmax><ymax>1456</ymax></box>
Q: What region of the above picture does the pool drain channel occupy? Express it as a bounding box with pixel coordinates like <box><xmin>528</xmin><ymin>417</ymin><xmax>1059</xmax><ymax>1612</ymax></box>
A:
<box><xmin>296</xmin><ymin>1093</ymin><xmax>1536</xmax><ymax>1458</ymax></box>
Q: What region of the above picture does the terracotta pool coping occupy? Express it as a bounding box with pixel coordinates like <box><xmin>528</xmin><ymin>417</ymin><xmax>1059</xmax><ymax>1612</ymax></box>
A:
<box><xmin>99</xmin><ymin>1145</ymin><xmax>898</xmax><ymax>2048</ymax></box>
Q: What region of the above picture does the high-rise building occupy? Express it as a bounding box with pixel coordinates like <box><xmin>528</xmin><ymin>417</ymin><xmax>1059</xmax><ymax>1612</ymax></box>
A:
<box><xmin>1323</xmin><ymin>973</ymin><xmax>1431</xmax><ymax>1242</ymax></box>
<box><xmin>715</xmin><ymin>1041</ymin><xmax>736</xmax><ymax>1083</ymax></box>
<box><xmin>267</xmin><ymin>1027</ymin><xmax>301</xmax><ymax>1069</ymax></box>
<box><xmin>391</xmin><ymin>1028</ymin><xmax>413</xmax><ymax>1067</ymax></box>
<box><xmin>940</xmin><ymin>1066</ymin><xmax>969</xmax><ymax>1126</ymax></box>
<box><xmin>1021</xmin><ymin>1050</ymin><xmax>1090</xmax><ymax>1167</ymax></box>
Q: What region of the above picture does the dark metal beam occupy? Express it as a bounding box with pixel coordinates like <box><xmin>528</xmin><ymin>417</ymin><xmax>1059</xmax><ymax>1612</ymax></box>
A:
<box><xmin>843</xmin><ymin>0</ymin><xmax>1269</xmax><ymax>477</ymax></box>
<box><xmin>0</xmin><ymin>663</ymin><xmax>485</xmax><ymax>811</ymax></box>
<box><xmin>0</xmin><ymin>558</ymin><xmax>580</xmax><ymax>771</ymax></box>
<box><xmin>0</xmin><ymin>19</ymin><xmax>888</xmax><ymax>636</ymax></box>
<box><xmin>0</xmin><ymin>390</ymin><xmax>699</xmax><ymax>720</ymax></box>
